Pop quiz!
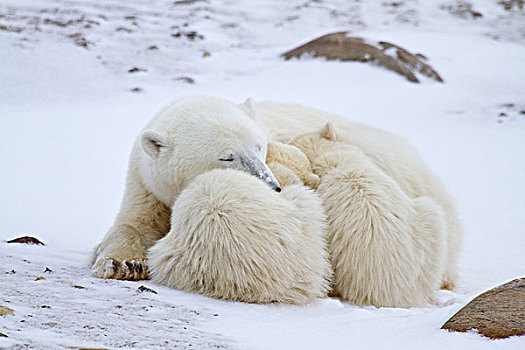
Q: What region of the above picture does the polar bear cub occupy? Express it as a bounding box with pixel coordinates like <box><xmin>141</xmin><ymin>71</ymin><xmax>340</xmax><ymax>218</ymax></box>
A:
<box><xmin>266</xmin><ymin>141</ymin><xmax>320</xmax><ymax>189</ymax></box>
<box><xmin>147</xmin><ymin>169</ymin><xmax>332</xmax><ymax>304</ymax></box>
<box><xmin>290</xmin><ymin>123</ymin><xmax>447</xmax><ymax>307</ymax></box>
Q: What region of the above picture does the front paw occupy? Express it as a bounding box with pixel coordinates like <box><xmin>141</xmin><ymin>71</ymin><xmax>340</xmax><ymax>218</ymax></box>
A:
<box><xmin>91</xmin><ymin>255</ymin><xmax>149</xmax><ymax>281</ymax></box>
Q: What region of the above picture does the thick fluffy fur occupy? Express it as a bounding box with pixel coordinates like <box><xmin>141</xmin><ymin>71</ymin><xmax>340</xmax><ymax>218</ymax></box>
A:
<box><xmin>266</xmin><ymin>141</ymin><xmax>320</xmax><ymax>189</ymax></box>
<box><xmin>92</xmin><ymin>97</ymin><xmax>460</xmax><ymax>293</ymax></box>
<box><xmin>256</xmin><ymin>102</ymin><xmax>461</xmax><ymax>290</ymax></box>
<box><xmin>92</xmin><ymin>97</ymin><xmax>274</xmax><ymax>280</ymax></box>
<box><xmin>148</xmin><ymin>169</ymin><xmax>332</xmax><ymax>304</ymax></box>
<box><xmin>290</xmin><ymin>124</ymin><xmax>448</xmax><ymax>307</ymax></box>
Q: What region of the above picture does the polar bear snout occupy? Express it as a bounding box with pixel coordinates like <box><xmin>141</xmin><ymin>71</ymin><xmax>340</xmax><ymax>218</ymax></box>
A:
<box><xmin>238</xmin><ymin>154</ymin><xmax>282</xmax><ymax>192</ymax></box>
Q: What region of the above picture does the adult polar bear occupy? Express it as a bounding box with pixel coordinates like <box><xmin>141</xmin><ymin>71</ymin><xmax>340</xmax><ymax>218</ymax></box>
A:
<box><xmin>91</xmin><ymin>96</ymin><xmax>460</xmax><ymax>292</ymax></box>
<box><xmin>91</xmin><ymin>96</ymin><xmax>280</xmax><ymax>280</ymax></box>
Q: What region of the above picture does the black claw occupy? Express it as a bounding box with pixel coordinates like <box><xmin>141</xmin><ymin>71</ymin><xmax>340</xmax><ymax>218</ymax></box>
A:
<box><xmin>275</xmin><ymin>186</ymin><xmax>281</xmax><ymax>192</ymax></box>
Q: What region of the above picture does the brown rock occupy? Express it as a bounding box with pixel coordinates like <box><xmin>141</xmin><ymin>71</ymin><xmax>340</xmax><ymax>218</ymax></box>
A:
<box><xmin>282</xmin><ymin>32</ymin><xmax>444</xmax><ymax>83</ymax></box>
<box><xmin>0</xmin><ymin>305</ymin><xmax>14</xmax><ymax>316</ymax></box>
<box><xmin>442</xmin><ymin>278</ymin><xmax>525</xmax><ymax>339</ymax></box>
<box><xmin>7</xmin><ymin>236</ymin><xmax>44</xmax><ymax>245</ymax></box>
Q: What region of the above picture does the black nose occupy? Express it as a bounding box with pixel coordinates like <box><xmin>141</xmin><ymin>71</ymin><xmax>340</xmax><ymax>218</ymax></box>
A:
<box><xmin>275</xmin><ymin>187</ymin><xmax>281</xmax><ymax>193</ymax></box>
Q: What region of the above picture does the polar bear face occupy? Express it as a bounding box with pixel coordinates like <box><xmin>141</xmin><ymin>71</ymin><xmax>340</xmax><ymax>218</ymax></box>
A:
<box><xmin>138</xmin><ymin>97</ymin><xmax>281</xmax><ymax>206</ymax></box>
<box><xmin>266</xmin><ymin>141</ymin><xmax>320</xmax><ymax>189</ymax></box>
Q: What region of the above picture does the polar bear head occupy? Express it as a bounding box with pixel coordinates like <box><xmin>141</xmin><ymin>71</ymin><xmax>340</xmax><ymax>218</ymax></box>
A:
<box><xmin>266</xmin><ymin>141</ymin><xmax>320</xmax><ymax>189</ymax></box>
<box><xmin>288</xmin><ymin>122</ymin><xmax>339</xmax><ymax>163</ymax></box>
<box><xmin>138</xmin><ymin>97</ymin><xmax>281</xmax><ymax>206</ymax></box>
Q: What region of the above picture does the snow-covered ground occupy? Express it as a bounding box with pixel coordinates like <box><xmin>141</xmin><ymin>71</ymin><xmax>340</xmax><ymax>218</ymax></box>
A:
<box><xmin>1</xmin><ymin>0</ymin><xmax>525</xmax><ymax>349</ymax></box>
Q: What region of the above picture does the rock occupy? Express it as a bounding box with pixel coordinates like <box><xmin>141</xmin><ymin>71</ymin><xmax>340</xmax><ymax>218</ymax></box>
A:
<box><xmin>171</xmin><ymin>31</ymin><xmax>204</xmax><ymax>40</ymax></box>
<box><xmin>174</xmin><ymin>76</ymin><xmax>195</xmax><ymax>84</ymax></box>
<box><xmin>441</xmin><ymin>1</ymin><xmax>483</xmax><ymax>19</ymax></box>
<box><xmin>68</xmin><ymin>33</ymin><xmax>90</xmax><ymax>48</ymax></box>
<box><xmin>0</xmin><ymin>305</ymin><xmax>14</xmax><ymax>316</ymax></box>
<box><xmin>442</xmin><ymin>278</ymin><xmax>525</xmax><ymax>339</ymax></box>
<box><xmin>7</xmin><ymin>236</ymin><xmax>44</xmax><ymax>245</ymax></box>
<box><xmin>128</xmin><ymin>67</ymin><xmax>147</xmax><ymax>73</ymax></box>
<box><xmin>281</xmin><ymin>32</ymin><xmax>444</xmax><ymax>83</ymax></box>
<box><xmin>137</xmin><ymin>285</ymin><xmax>157</xmax><ymax>294</ymax></box>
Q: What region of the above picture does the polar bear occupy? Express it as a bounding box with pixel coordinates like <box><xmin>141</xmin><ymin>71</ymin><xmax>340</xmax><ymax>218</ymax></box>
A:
<box><xmin>147</xmin><ymin>169</ymin><xmax>331</xmax><ymax>304</ymax></box>
<box><xmin>288</xmin><ymin>123</ymin><xmax>447</xmax><ymax>307</ymax></box>
<box><xmin>256</xmin><ymin>103</ymin><xmax>461</xmax><ymax>290</ymax></box>
<box><xmin>92</xmin><ymin>96</ymin><xmax>461</xmax><ymax>294</ymax></box>
<box><xmin>266</xmin><ymin>141</ymin><xmax>320</xmax><ymax>189</ymax></box>
<box><xmin>91</xmin><ymin>97</ymin><xmax>281</xmax><ymax>280</ymax></box>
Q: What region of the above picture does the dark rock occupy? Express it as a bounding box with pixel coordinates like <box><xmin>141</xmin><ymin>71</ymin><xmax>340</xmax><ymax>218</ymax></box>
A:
<box><xmin>442</xmin><ymin>278</ymin><xmax>525</xmax><ymax>339</ymax></box>
<box><xmin>128</xmin><ymin>67</ymin><xmax>147</xmax><ymax>73</ymax></box>
<box><xmin>499</xmin><ymin>1</ymin><xmax>525</xmax><ymax>11</ymax></box>
<box><xmin>68</xmin><ymin>33</ymin><xmax>90</xmax><ymax>48</ymax></box>
<box><xmin>281</xmin><ymin>32</ymin><xmax>443</xmax><ymax>83</ymax></box>
<box><xmin>138</xmin><ymin>285</ymin><xmax>158</xmax><ymax>294</ymax></box>
<box><xmin>116</xmin><ymin>26</ymin><xmax>133</xmax><ymax>33</ymax></box>
<box><xmin>441</xmin><ymin>1</ymin><xmax>484</xmax><ymax>19</ymax></box>
<box><xmin>174</xmin><ymin>0</ymin><xmax>206</xmax><ymax>4</ymax></box>
<box><xmin>171</xmin><ymin>31</ymin><xmax>204</xmax><ymax>40</ymax></box>
<box><xmin>174</xmin><ymin>76</ymin><xmax>195</xmax><ymax>84</ymax></box>
<box><xmin>7</xmin><ymin>236</ymin><xmax>44</xmax><ymax>245</ymax></box>
<box><xmin>0</xmin><ymin>25</ymin><xmax>23</xmax><ymax>33</ymax></box>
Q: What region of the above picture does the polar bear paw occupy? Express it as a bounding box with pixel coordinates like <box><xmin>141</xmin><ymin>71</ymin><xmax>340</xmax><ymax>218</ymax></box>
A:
<box><xmin>91</xmin><ymin>255</ymin><xmax>149</xmax><ymax>281</ymax></box>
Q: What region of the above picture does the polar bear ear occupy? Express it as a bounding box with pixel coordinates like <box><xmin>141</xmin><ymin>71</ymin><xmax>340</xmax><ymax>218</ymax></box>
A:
<box><xmin>141</xmin><ymin>129</ymin><xmax>168</xmax><ymax>159</ymax></box>
<box><xmin>239</xmin><ymin>98</ymin><xmax>257</xmax><ymax>119</ymax></box>
<box><xmin>319</xmin><ymin>122</ymin><xmax>337</xmax><ymax>141</ymax></box>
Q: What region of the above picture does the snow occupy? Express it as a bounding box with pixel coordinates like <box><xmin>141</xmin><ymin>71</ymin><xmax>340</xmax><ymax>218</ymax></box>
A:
<box><xmin>1</xmin><ymin>0</ymin><xmax>525</xmax><ymax>349</ymax></box>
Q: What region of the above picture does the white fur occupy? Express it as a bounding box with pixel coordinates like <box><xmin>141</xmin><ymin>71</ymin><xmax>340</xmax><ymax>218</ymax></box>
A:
<box><xmin>148</xmin><ymin>169</ymin><xmax>332</xmax><ymax>304</ymax></box>
<box><xmin>313</xmin><ymin>146</ymin><xmax>446</xmax><ymax>307</ymax></box>
<box><xmin>92</xmin><ymin>97</ymin><xmax>272</xmax><ymax>280</ymax></box>
<box><xmin>255</xmin><ymin>102</ymin><xmax>461</xmax><ymax>289</ymax></box>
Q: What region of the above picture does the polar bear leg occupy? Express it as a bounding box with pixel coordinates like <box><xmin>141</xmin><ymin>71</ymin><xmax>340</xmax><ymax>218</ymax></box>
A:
<box><xmin>91</xmin><ymin>167</ymin><xmax>171</xmax><ymax>280</ymax></box>
<box><xmin>317</xmin><ymin>149</ymin><xmax>446</xmax><ymax>307</ymax></box>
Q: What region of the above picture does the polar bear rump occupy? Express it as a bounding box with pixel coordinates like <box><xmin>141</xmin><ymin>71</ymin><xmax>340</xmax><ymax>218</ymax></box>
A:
<box><xmin>147</xmin><ymin>169</ymin><xmax>332</xmax><ymax>304</ymax></box>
